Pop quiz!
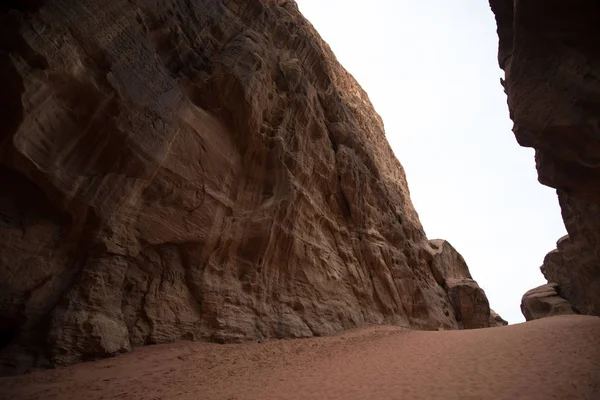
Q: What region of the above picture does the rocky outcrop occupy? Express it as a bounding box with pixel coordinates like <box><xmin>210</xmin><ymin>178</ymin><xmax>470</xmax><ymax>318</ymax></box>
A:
<box><xmin>521</xmin><ymin>283</ymin><xmax>576</xmax><ymax>321</ymax></box>
<box><xmin>541</xmin><ymin>228</ymin><xmax>600</xmax><ymax>316</ymax></box>
<box><xmin>489</xmin><ymin>310</ymin><xmax>508</xmax><ymax>327</ymax></box>
<box><xmin>0</xmin><ymin>0</ymin><xmax>504</xmax><ymax>374</ymax></box>
<box><xmin>489</xmin><ymin>0</ymin><xmax>600</xmax><ymax>318</ymax></box>
<box><xmin>427</xmin><ymin>240</ymin><xmax>504</xmax><ymax>329</ymax></box>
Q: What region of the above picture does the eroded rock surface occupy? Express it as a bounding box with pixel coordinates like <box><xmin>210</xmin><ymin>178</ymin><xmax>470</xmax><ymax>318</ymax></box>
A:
<box><xmin>0</xmin><ymin>0</ymin><xmax>504</xmax><ymax>375</ymax></box>
<box><xmin>521</xmin><ymin>283</ymin><xmax>576</xmax><ymax>321</ymax></box>
<box><xmin>490</xmin><ymin>0</ymin><xmax>600</xmax><ymax>318</ymax></box>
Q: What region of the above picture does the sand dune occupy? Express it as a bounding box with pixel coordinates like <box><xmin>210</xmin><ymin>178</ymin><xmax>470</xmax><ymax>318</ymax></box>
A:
<box><xmin>1</xmin><ymin>315</ymin><xmax>599</xmax><ymax>400</ymax></box>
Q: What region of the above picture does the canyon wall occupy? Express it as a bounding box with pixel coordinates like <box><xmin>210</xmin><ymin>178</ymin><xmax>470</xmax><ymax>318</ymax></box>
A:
<box><xmin>490</xmin><ymin>0</ymin><xmax>600</xmax><ymax>317</ymax></box>
<box><xmin>1</xmin><ymin>0</ymin><xmax>502</xmax><ymax>375</ymax></box>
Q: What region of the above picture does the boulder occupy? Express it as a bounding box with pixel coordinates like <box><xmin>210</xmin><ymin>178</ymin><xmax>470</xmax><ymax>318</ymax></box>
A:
<box><xmin>521</xmin><ymin>283</ymin><xmax>576</xmax><ymax>321</ymax></box>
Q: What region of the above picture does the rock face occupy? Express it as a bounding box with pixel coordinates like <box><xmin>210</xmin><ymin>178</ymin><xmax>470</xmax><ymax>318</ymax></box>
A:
<box><xmin>521</xmin><ymin>283</ymin><xmax>576</xmax><ymax>321</ymax></box>
<box><xmin>427</xmin><ymin>240</ymin><xmax>506</xmax><ymax>329</ymax></box>
<box><xmin>0</xmin><ymin>0</ymin><xmax>504</xmax><ymax>375</ymax></box>
<box><xmin>490</xmin><ymin>0</ymin><xmax>600</xmax><ymax>318</ymax></box>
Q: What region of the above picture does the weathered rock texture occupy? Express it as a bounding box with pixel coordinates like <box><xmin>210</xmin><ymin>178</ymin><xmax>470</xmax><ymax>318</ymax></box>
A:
<box><xmin>521</xmin><ymin>283</ymin><xmax>576</xmax><ymax>321</ymax></box>
<box><xmin>428</xmin><ymin>240</ymin><xmax>507</xmax><ymax>329</ymax></box>
<box><xmin>490</xmin><ymin>0</ymin><xmax>600</xmax><ymax>318</ymax></box>
<box><xmin>0</xmin><ymin>0</ymin><xmax>503</xmax><ymax>374</ymax></box>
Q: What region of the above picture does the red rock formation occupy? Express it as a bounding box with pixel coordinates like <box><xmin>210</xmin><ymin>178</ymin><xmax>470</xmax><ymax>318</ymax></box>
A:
<box><xmin>0</xmin><ymin>0</ymin><xmax>502</xmax><ymax>375</ymax></box>
<box><xmin>490</xmin><ymin>0</ymin><xmax>600</xmax><ymax>318</ymax></box>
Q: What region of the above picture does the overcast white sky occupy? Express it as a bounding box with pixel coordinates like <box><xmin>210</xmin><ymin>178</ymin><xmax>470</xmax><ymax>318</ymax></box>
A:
<box><xmin>296</xmin><ymin>0</ymin><xmax>567</xmax><ymax>323</ymax></box>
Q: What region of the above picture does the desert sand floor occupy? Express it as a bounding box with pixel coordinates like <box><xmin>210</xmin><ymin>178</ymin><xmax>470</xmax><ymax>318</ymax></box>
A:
<box><xmin>1</xmin><ymin>315</ymin><xmax>599</xmax><ymax>400</ymax></box>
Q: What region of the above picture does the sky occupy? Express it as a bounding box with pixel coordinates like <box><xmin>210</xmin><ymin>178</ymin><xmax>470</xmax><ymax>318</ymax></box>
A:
<box><xmin>295</xmin><ymin>0</ymin><xmax>567</xmax><ymax>324</ymax></box>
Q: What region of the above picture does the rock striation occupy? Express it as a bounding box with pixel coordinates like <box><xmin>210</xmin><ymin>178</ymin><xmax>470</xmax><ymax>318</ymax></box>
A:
<box><xmin>490</xmin><ymin>0</ymin><xmax>600</xmax><ymax>318</ymax></box>
<box><xmin>0</xmin><ymin>0</ymin><xmax>503</xmax><ymax>375</ymax></box>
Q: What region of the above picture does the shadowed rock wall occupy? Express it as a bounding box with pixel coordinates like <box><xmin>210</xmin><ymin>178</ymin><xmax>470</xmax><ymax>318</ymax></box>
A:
<box><xmin>490</xmin><ymin>0</ymin><xmax>600</xmax><ymax>317</ymax></box>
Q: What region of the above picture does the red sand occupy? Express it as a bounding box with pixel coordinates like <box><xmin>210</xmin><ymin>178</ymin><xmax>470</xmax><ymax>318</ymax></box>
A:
<box><xmin>1</xmin><ymin>315</ymin><xmax>599</xmax><ymax>400</ymax></box>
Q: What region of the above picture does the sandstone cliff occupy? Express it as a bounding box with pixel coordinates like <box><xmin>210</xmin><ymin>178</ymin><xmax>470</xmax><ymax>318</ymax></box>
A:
<box><xmin>1</xmin><ymin>0</ymin><xmax>502</xmax><ymax>375</ymax></box>
<box><xmin>490</xmin><ymin>0</ymin><xmax>600</xmax><ymax>317</ymax></box>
